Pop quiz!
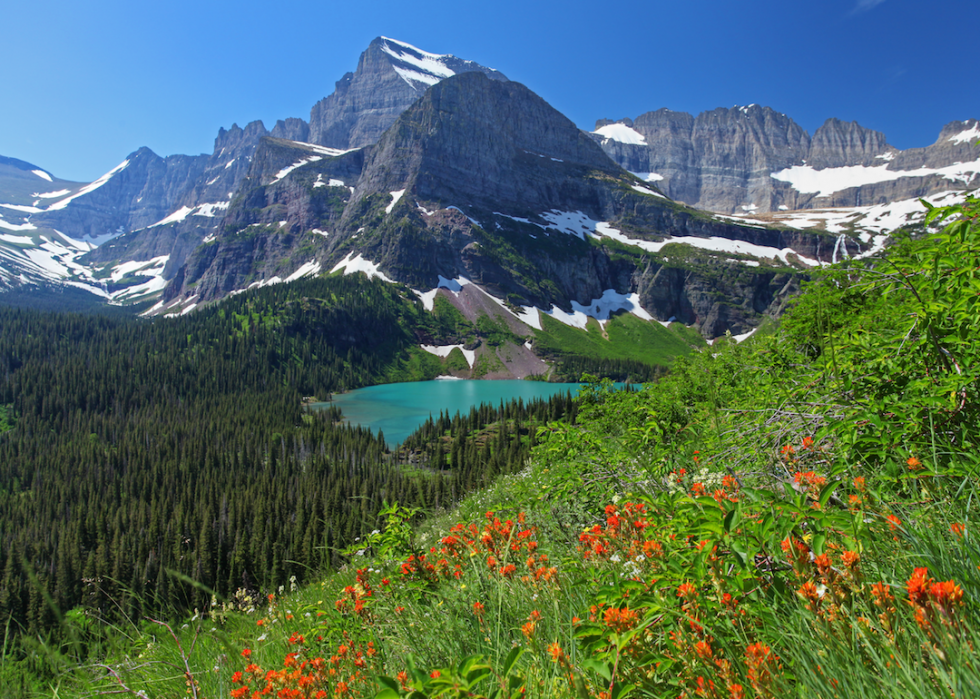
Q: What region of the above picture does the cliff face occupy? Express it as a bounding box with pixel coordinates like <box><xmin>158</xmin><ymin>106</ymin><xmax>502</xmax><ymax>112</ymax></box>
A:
<box><xmin>593</xmin><ymin>112</ymin><xmax>980</xmax><ymax>214</ymax></box>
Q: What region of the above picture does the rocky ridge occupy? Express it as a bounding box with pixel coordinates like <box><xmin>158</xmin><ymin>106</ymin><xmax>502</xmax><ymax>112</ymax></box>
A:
<box><xmin>593</xmin><ymin>110</ymin><xmax>980</xmax><ymax>214</ymax></box>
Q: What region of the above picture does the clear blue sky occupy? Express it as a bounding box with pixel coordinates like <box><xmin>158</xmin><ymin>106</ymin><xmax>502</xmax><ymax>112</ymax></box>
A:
<box><xmin>2</xmin><ymin>0</ymin><xmax>975</xmax><ymax>183</ymax></box>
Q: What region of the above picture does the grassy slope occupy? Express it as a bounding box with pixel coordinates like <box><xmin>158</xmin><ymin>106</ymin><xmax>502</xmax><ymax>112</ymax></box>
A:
<box><xmin>533</xmin><ymin>312</ymin><xmax>705</xmax><ymax>367</ymax></box>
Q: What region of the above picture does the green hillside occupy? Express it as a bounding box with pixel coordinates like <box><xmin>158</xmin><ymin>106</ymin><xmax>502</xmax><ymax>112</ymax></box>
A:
<box><xmin>3</xmin><ymin>195</ymin><xmax>980</xmax><ymax>697</ymax></box>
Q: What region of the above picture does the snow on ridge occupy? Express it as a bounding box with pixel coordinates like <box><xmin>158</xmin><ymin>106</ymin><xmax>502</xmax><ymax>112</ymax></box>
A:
<box><xmin>594</xmin><ymin>221</ymin><xmax>819</xmax><ymax>267</ymax></box>
<box><xmin>772</xmin><ymin>159</ymin><xmax>980</xmax><ymax>198</ymax></box>
<box><xmin>948</xmin><ymin>123</ymin><xmax>980</xmax><ymax>144</ymax></box>
<box><xmin>284</xmin><ymin>140</ymin><xmax>353</xmax><ymax>158</ymax></box>
<box><xmin>1</xmin><ymin>203</ymin><xmax>43</xmax><ymax>214</ymax></box>
<box><xmin>44</xmin><ymin>160</ymin><xmax>130</xmax><ymax>212</ymax></box>
<box><xmin>631</xmin><ymin>184</ymin><xmax>665</xmax><ymax>199</ymax></box>
<box><xmin>272</xmin><ymin>156</ymin><xmax>322</xmax><ymax>183</ymax></box>
<box><xmin>32</xmin><ymin>170</ymin><xmax>53</xmax><ymax>182</ymax></box>
<box><xmin>594</xmin><ymin>123</ymin><xmax>648</xmax><ymax>146</ymax></box>
<box><xmin>386</xmin><ymin>189</ymin><xmax>406</xmax><ymax>214</ymax></box>
<box><xmin>32</xmin><ymin>189</ymin><xmax>72</xmax><ymax>199</ymax></box>
<box><xmin>330</xmin><ymin>252</ymin><xmax>394</xmax><ymax>283</ymax></box>
<box><xmin>285</xmin><ymin>260</ymin><xmax>321</xmax><ymax>282</ymax></box>
<box><xmin>380</xmin><ymin>37</ymin><xmax>456</xmax><ymax>89</ymax></box>
<box><xmin>150</xmin><ymin>206</ymin><xmax>195</xmax><ymax>228</ymax></box>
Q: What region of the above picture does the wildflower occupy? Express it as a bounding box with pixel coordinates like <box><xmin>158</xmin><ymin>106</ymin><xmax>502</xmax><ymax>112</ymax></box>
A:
<box><xmin>841</xmin><ymin>550</ymin><xmax>860</xmax><ymax>570</ymax></box>
<box><xmin>241</xmin><ymin>648</ymin><xmax>252</xmax><ymax>659</ymax></box>
<box><xmin>951</xmin><ymin>522</ymin><xmax>966</xmax><ymax>538</ymax></box>
<box><xmin>677</xmin><ymin>582</ymin><xmax>698</xmax><ymax>600</ymax></box>
<box><xmin>694</xmin><ymin>639</ymin><xmax>713</xmax><ymax>661</ymax></box>
<box><xmin>907</xmin><ymin>567</ymin><xmax>932</xmax><ymax>607</ymax></box>
<box><xmin>473</xmin><ymin>601</ymin><xmax>485</xmax><ymax>618</ymax></box>
<box><xmin>907</xmin><ymin>456</ymin><xmax>922</xmax><ymax>470</ymax></box>
<box><xmin>870</xmin><ymin>582</ymin><xmax>894</xmax><ymax>606</ymax></box>
<box><xmin>547</xmin><ymin>642</ymin><xmax>565</xmax><ymax>663</ymax></box>
<box><xmin>853</xmin><ymin>476</ymin><xmax>866</xmax><ymax>491</ymax></box>
<box><xmin>397</xmin><ymin>671</ymin><xmax>409</xmax><ymax>688</ymax></box>
<box><xmin>801</xmin><ymin>436</ymin><xmax>814</xmax><ymax>449</ymax></box>
<box><xmin>602</xmin><ymin>606</ymin><xmax>639</xmax><ymax>632</ymax></box>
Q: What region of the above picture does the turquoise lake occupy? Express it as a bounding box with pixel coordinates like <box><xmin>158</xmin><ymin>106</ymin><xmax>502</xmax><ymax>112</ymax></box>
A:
<box><xmin>313</xmin><ymin>380</ymin><xmax>584</xmax><ymax>446</ymax></box>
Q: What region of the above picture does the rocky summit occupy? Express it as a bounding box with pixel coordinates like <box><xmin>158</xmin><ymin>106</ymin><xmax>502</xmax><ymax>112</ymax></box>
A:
<box><xmin>592</xmin><ymin>109</ymin><xmax>980</xmax><ymax>214</ymax></box>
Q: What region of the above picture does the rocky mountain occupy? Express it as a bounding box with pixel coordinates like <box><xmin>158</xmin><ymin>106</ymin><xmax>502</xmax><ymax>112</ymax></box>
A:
<box><xmin>592</xmin><ymin>109</ymin><xmax>980</xmax><ymax>214</ymax></box>
<box><xmin>2</xmin><ymin>35</ymin><xmax>976</xmax><ymax>356</ymax></box>
<box><xmin>0</xmin><ymin>37</ymin><xmax>505</xmax><ymax>303</ymax></box>
<box><xmin>159</xmin><ymin>72</ymin><xmax>831</xmax><ymax>346</ymax></box>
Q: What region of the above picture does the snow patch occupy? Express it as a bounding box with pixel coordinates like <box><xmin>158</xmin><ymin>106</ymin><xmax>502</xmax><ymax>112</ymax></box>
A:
<box><xmin>1</xmin><ymin>203</ymin><xmax>43</xmax><ymax>214</ymax></box>
<box><xmin>285</xmin><ymin>259</ymin><xmax>321</xmax><ymax>282</ymax></box>
<box><xmin>32</xmin><ymin>170</ymin><xmax>53</xmax><ymax>182</ymax></box>
<box><xmin>272</xmin><ymin>156</ymin><xmax>322</xmax><ymax>183</ymax></box>
<box><xmin>541</xmin><ymin>289</ymin><xmax>654</xmax><ymax>330</ymax></box>
<box><xmin>421</xmin><ymin>344</ymin><xmax>476</xmax><ymax>368</ymax></box>
<box><xmin>594</xmin><ymin>123</ymin><xmax>648</xmax><ymax>146</ymax></box>
<box><xmin>540</xmin><ymin>210</ymin><xmax>598</xmax><ymax>240</ymax></box>
<box><xmin>32</xmin><ymin>189</ymin><xmax>71</xmax><ymax>199</ymax></box>
<box><xmin>194</xmin><ymin>201</ymin><xmax>230</xmax><ymax>218</ymax></box>
<box><xmin>45</xmin><ymin>160</ymin><xmax>130</xmax><ymax>211</ymax></box>
<box><xmin>631</xmin><ymin>184</ymin><xmax>665</xmax><ymax>199</ymax></box>
<box><xmin>150</xmin><ymin>206</ymin><xmax>195</xmax><ymax>227</ymax></box>
<box><xmin>772</xmin><ymin>159</ymin><xmax>980</xmax><ymax>198</ymax></box>
<box><xmin>330</xmin><ymin>252</ymin><xmax>394</xmax><ymax>283</ymax></box>
<box><xmin>386</xmin><ymin>189</ymin><xmax>405</xmax><ymax>214</ymax></box>
<box><xmin>948</xmin><ymin>124</ymin><xmax>980</xmax><ymax>144</ymax></box>
<box><xmin>594</xmin><ymin>222</ymin><xmax>819</xmax><ymax>267</ymax></box>
<box><xmin>630</xmin><ymin>171</ymin><xmax>665</xmax><ymax>182</ymax></box>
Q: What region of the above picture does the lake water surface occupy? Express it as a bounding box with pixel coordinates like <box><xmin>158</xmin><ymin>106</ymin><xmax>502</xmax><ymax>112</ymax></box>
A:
<box><xmin>313</xmin><ymin>379</ymin><xmax>583</xmax><ymax>446</ymax></box>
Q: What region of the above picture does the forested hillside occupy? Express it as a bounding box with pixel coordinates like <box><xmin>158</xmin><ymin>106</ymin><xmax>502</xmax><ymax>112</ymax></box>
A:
<box><xmin>0</xmin><ymin>275</ymin><xmax>578</xmax><ymax>647</ymax></box>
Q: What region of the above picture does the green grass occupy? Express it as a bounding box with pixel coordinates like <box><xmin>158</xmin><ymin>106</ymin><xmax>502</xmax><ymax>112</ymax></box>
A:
<box><xmin>533</xmin><ymin>311</ymin><xmax>703</xmax><ymax>368</ymax></box>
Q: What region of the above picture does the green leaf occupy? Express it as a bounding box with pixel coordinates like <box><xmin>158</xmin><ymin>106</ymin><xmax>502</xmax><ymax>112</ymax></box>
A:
<box><xmin>582</xmin><ymin>658</ymin><xmax>613</xmax><ymax>682</ymax></box>
<box><xmin>818</xmin><ymin>481</ymin><xmax>840</xmax><ymax>509</ymax></box>
<box><xmin>501</xmin><ymin>646</ymin><xmax>525</xmax><ymax>677</ymax></box>
<box><xmin>723</xmin><ymin>505</ymin><xmax>741</xmax><ymax>534</ymax></box>
<box><xmin>377</xmin><ymin>676</ymin><xmax>401</xmax><ymax>692</ymax></box>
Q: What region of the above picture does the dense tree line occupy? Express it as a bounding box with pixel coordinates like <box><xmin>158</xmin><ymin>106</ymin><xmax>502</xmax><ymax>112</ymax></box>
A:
<box><xmin>0</xmin><ymin>276</ymin><xmax>570</xmax><ymax>643</ymax></box>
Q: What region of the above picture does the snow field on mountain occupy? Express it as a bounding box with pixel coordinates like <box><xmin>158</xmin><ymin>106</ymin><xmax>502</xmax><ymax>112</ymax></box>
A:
<box><xmin>593</xmin><ymin>123</ymin><xmax>648</xmax><ymax>145</ymax></box>
<box><xmin>772</xmin><ymin>159</ymin><xmax>980</xmax><ymax>198</ymax></box>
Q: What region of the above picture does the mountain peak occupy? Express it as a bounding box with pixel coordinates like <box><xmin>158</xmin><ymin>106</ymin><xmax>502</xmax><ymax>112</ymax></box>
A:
<box><xmin>308</xmin><ymin>38</ymin><xmax>506</xmax><ymax>151</ymax></box>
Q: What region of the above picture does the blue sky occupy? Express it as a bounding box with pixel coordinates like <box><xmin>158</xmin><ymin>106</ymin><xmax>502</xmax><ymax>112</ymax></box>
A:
<box><xmin>2</xmin><ymin>0</ymin><xmax>976</xmax><ymax>182</ymax></box>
